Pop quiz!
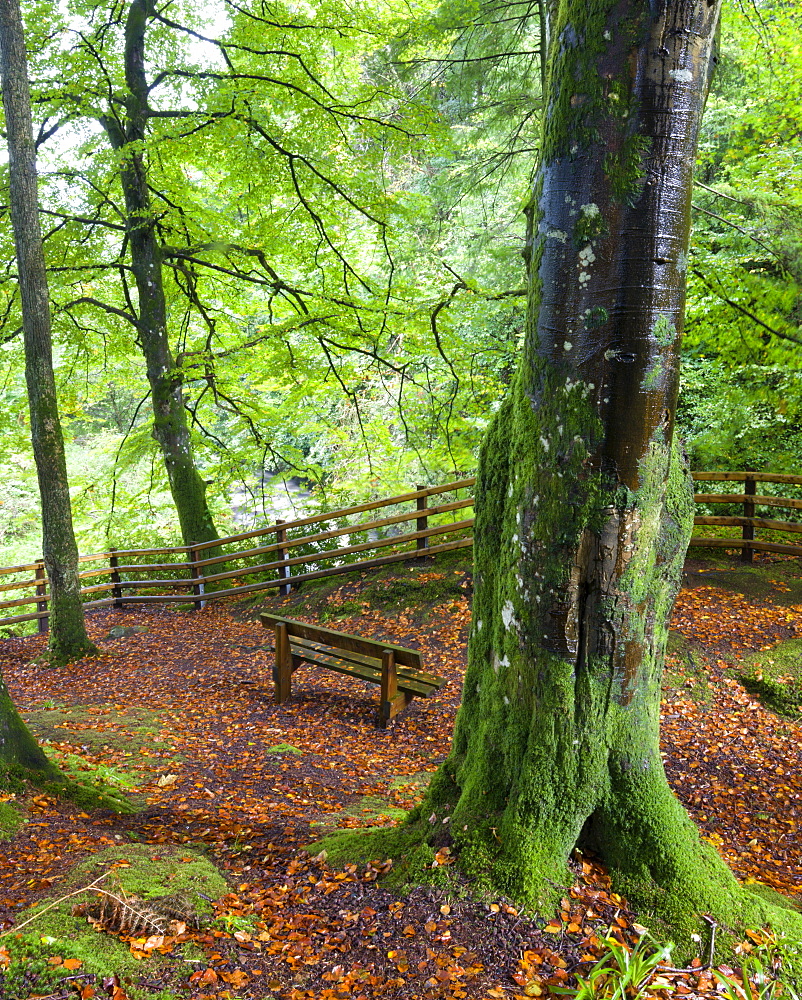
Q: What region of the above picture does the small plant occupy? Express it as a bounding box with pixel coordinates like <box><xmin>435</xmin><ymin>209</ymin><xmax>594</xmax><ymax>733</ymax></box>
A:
<box><xmin>551</xmin><ymin>933</ymin><xmax>673</xmax><ymax>1000</ymax></box>
<box><xmin>58</xmin><ymin>753</ymin><xmax>139</xmax><ymax>789</ymax></box>
<box><xmin>264</xmin><ymin>743</ymin><xmax>302</xmax><ymax>755</ymax></box>
<box><xmin>714</xmin><ymin>932</ymin><xmax>802</xmax><ymax>1000</ymax></box>
<box><xmin>213</xmin><ymin>911</ymin><xmax>259</xmax><ymax>936</ymax></box>
<box><xmin>714</xmin><ymin>955</ymin><xmax>779</xmax><ymax>1000</ymax></box>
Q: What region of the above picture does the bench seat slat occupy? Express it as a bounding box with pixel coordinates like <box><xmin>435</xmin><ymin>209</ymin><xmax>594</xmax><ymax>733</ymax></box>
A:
<box><xmin>286</xmin><ymin>635</ymin><xmax>445</xmax><ymax>689</ymax></box>
<box><xmin>288</xmin><ymin>647</ymin><xmax>437</xmax><ymax>697</ymax></box>
<box><xmin>260</xmin><ymin>613</ymin><xmax>422</xmax><ymax>668</ymax></box>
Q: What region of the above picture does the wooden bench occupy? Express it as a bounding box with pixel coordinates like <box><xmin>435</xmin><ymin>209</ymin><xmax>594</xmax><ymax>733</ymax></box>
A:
<box><xmin>260</xmin><ymin>613</ymin><xmax>445</xmax><ymax>728</ymax></box>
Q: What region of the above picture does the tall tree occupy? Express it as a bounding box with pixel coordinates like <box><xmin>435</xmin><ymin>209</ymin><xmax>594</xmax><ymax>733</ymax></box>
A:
<box><xmin>0</xmin><ymin>0</ymin><xmax>97</xmax><ymax>665</ymax></box>
<box><xmin>377</xmin><ymin>0</ymin><xmax>801</xmax><ymax>938</ymax></box>
<box><xmin>8</xmin><ymin>0</ymin><xmax>426</xmax><ymax>538</ymax></box>
<box><xmin>93</xmin><ymin>0</ymin><xmax>220</xmax><ymax>547</ymax></box>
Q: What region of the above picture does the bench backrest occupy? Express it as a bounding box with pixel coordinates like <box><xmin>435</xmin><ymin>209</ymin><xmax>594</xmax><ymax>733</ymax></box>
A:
<box><xmin>260</xmin><ymin>613</ymin><xmax>423</xmax><ymax>669</ymax></box>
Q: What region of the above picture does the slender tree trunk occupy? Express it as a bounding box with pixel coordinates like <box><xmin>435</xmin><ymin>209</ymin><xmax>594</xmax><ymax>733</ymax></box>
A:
<box><xmin>405</xmin><ymin>0</ymin><xmax>795</xmax><ymax>939</ymax></box>
<box><xmin>0</xmin><ymin>0</ymin><xmax>97</xmax><ymax>668</ymax></box>
<box><xmin>101</xmin><ymin>0</ymin><xmax>219</xmax><ymax>547</ymax></box>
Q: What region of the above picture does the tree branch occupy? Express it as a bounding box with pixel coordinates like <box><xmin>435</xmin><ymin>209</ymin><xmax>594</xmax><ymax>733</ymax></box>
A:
<box><xmin>60</xmin><ymin>296</ymin><xmax>139</xmax><ymax>328</ymax></box>
<box><xmin>691</xmin><ymin>269</ymin><xmax>802</xmax><ymax>347</ymax></box>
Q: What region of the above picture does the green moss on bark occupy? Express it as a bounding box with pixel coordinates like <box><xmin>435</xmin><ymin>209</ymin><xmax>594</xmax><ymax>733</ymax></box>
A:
<box><xmin>0</xmin><ymin>677</ymin><xmax>61</xmax><ymax>782</ymax></box>
<box><xmin>306</xmin><ymin>0</ymin><xmax>802</xmax><ymax>958</ymax></box>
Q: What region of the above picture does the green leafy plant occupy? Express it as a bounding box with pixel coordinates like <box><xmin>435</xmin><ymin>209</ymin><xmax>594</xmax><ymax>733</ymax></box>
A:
<box><xmin>213</xmin><ymin>911</ymin><xmax>259</xmax><ymax>936</ymax></box>
<box><xmin>714</xmin><ymin>930</ymin><xmax>802</xmax><ymax>1000</ymax></box>
<box><xmin>551</xmin><ymin>934</ymin><xmax>673</xmax><ymax>1000</ymax></box>
<box><xmin>714</xmin><ymin>955</ymin><xmax>783</xmax><ymax>1000</ymax></box>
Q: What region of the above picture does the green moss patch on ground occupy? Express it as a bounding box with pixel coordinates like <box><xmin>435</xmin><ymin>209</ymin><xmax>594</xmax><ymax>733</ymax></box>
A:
<box><xmin>0</xmin><ymin>800</ymin><xmax>23</xmax><ymax>841</ymax></box>
<box><xmin>736</xmin><ymin>637</ymin><xmax>802</xmax><ymax>717</ymax></box>
<box><xmin>4</xmin><ymin>845</ymin><xmax>227</xmax><ymax>999</ymax></box>
<box><xmin>239</xmin><ymin>548</ymin><xmax>472</xmax><ymax>624</ymax></box>
<box><xmin>21</xmin><ymin>704</ymin><xmax>166</xmax><ymax>750</ymax></box>
<box><xmin>744</xmin><ymin>880</ymin><xmax>802</xmax><ymax>914</ymax></box>
<box><xmin>310</xmin><ymin>794</ymin><xmax>409</xmax><ymax>834</ymax></box>
<box><xmin>663</xmin><ymin>629</ymin><xmax>714</xmax><ymax>705</ymax></box>
<box><xmin>684</xmin><ymin>554</ymin><xmax>802</xmax><ymax>606</ymax></box>
<box><xmin>19</xmin><ymin>703</ymin><xmax>182</xmax><ymax>808</ymax></box>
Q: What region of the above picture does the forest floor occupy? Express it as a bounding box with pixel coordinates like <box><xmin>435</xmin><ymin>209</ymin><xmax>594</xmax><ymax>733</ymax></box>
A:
<box><xmin>1</xmin><ymin>550</ymin><xmax>802</xmax><ymax>1000</ymax></box>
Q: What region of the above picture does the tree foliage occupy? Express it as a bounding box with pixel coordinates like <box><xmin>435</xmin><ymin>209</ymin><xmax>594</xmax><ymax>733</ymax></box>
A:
<box><xmin>683</xmin><ymin>0</ymin><xmax>802</xmax><ymax>472</ymax></box>
<box><xmin>0</xmin><ymin>0</ymin><xmax>800</xmax><ymax>559</ymax></box>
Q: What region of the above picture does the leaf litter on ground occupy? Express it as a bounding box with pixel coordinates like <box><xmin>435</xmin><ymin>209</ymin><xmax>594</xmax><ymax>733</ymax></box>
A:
<box><xmin>0</xmin><ymin>554</ymin><xmax>801</xmax><ymax>999</ymax></box>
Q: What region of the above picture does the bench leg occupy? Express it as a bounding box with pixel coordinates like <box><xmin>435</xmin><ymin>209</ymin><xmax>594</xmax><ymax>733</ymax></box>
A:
<box><xmin>379</xmin><ymin>649</ymin><xmax>413</xmax><ymax>728</ymax></box>
<box><xmin>274</xmin><ymin>623</ymin><xmax>292</xmax><ymax>704</ymax></box>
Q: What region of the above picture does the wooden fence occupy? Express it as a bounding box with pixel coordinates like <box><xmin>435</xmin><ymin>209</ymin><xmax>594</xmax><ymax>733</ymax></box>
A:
<box><xmin>0</xmin><ymin>480</ymin><xmax>476</xmax><ymax>633</ymax></box>
<box><xmin>691</xmin><ymin>471</ymin><xmax>802</xmax><ymax>562</ymax></box>
<box><xmin>1</xmin><ymin>471</ymin><xmax>799</xmax><ymax>633</ymax></box>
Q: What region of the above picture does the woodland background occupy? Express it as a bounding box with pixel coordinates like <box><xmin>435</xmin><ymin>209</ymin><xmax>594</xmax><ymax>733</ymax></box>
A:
<box><xmin>1</xmin><ymin>0</ymin><xmax>800</xmax><ymax>566</ymax></box>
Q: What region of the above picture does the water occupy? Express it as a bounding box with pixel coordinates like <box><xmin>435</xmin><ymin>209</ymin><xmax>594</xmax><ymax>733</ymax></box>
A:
<box><xmin>230</xmin><ymin>475</ymin><xmax>315</xmax><ymax>528</ymax></box>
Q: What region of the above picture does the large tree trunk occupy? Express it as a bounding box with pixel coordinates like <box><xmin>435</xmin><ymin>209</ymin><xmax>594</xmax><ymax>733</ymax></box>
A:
<box><xmin>412</xmin><ymin>0</ymin><xmax>786</xmax><ymax>937</ymax></box>
<box><xmin>101</xmin><ymin>0</ymin><xmax>219</xmax><ymax>548</ymax></box>
<box><xmin>0</xmin><ymin>0</ymin><xmax>97</xmax><ymax>667</ymax></box>
<box><xmin>0</xmin><ymin>674</ymin><xmax>60</xmax><ymax>782</ymax></box>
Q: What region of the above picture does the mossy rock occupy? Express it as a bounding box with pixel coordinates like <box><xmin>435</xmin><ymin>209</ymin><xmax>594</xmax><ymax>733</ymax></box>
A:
<box><xmin>106</xmin><ymin>625</ymin><xmax>150</xmax><ymax>638</ymax></box>
<box><xmin>6</xmin><ymin>844</ymin><xmax>228</xmax><ymax>998</ymax></box>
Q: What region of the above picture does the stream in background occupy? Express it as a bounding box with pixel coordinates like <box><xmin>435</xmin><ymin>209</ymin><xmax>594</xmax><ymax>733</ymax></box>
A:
<box><xmin>230</xmin><ymin>475</ymin><xmax>315</xmax><ymax>528</ymax></box>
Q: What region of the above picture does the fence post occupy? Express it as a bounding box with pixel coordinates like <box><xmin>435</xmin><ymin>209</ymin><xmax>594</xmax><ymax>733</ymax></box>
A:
<box><xmin>35</xmin><ymin>559</ymin><xmax>48</xmax><ymax>634</ymax></box>
<box><xmin>416</xmin><ymin>484</ymin><xmax>429</xmax><ymax>560</ymax></box>
<box><xmin>109</xmin><ymin>548</ymin><xmax>124</xmax><ymax>609</ymax></box>
<box><xmin>742</xmin><ymin>474</ymin><xmax>756</xmax><ymax>564</ymax></box>
<box><xmin>276</xmin><ymin>519</ymin><xmax>290</xmax><ymax>596</ymax></box>
<box><xmin>189</xmin><ymin>546</ymin><xmax>206</xmax><ymax>609</ymax></box>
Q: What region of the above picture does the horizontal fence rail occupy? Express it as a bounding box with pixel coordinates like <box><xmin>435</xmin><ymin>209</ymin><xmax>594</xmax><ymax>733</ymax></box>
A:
<box><xmin>691</xmin><ymin>471</ymin><xmax>802</xmax><ymax>561</ymax></box>
<box><xmin>0</xmin><ymin>480</ymin><xmax>476</xmax><ymax>632</ymax></box>
<box><xmin>0</xmin><ymin>471</ymin><xmax>799</xmax><ymax>633</ymax></box>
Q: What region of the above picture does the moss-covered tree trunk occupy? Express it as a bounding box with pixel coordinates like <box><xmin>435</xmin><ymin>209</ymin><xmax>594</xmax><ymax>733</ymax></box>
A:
<box><xmin>100</xmin><ymin>0</ymin><xmax>219</xmax><ymax>548</ymax></box>
<box><xmin>0</xmin><ymin>674</ymin><xmax>60</xmax><ymax>781</ymax></box>
<box><xmin>415</xmin><ymin>0</ymin><xmax>773</xmax><ymax>935</ymax></box>
<box><xmin>0</xmin><ymin>0</ymin><xmax>97</xmax><ymax>668</ymax></box>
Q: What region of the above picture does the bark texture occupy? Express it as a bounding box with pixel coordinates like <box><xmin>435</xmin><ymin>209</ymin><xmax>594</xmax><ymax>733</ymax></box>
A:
<box><xmin>100</xmin><ymin>0</ymin><xmax>219</xmax><ymax>547</ymax></box>
<box><xmin>0</xmin><ymin>674</ymin><xmax>60</xmax><ymax>780</ymax></box>
<box><xmin>411</xmin><ymin>0</ymin><xmax>786</xmax><ymax>938</ymax></box>
<box><xmin>0</xmin><ymin>0</ymin><xmax>97</xmax><ymax>667</ymax></box>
